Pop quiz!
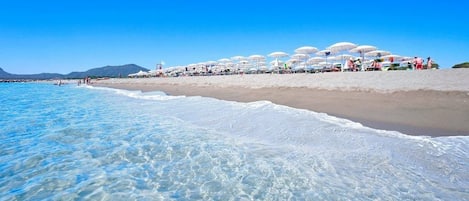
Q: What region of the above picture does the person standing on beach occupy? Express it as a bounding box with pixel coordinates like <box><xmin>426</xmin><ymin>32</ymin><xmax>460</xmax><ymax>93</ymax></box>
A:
<box><xmin>413</xmin><ymin>57</ymin><xmax>423</xmax><ymax>70</ymax></box>
<box><xmin>427</xmin><ymin>57</ymin><xmax>433</xmax><ymax>69</ymax></box>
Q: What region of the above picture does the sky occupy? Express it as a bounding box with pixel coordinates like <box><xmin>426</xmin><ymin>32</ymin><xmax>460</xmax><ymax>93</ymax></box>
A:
<box><xmin>1</xmin><ymin>0</ymin><xmax>468</xmax><ymax>74</ymax></box>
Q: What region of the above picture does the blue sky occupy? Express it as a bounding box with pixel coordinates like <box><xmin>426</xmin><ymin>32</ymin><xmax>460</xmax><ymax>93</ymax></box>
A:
<box><xmin>1</xmin><ymin>0</ymin><xmax>467</xmax><ymax>74</ymax></box>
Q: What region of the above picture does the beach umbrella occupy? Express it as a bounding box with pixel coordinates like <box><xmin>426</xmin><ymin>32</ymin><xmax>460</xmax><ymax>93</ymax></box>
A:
<box><xmin>335</xmin><ymin>54</ymin><xmax>353</xmax><ymax>60</ymax></box>
<box><xmin>294</xmin><ymin>46</ymin><xmax>318</xmax><ymax>73</ymax></box>
<box><xmin>291</xmin><ymin>53</ymin><xmax>310</xmax><ymax>60</ymax></box>
<box><xmin>316</xmin><ymin>49</ymin><xmax>334</xmax><ymax>56</ymax></box>
<box><xmin>327</xmin><ymin>42</ymin><xmax>357</xmax><ymax>52</ymax></box>
<box><xmin>316</xmin><ymin>49</ymin><xmax>336</xmax><ymax>66</ymax></box>
<box><xmin>400</xmin><ymin>56</ymin><xmax>413</xmax><ymax>60</ymax></box>
<box><xmin>382</xmin><ymin>54</ymin><xmax>401</xmax><ymax>59</ymax></box>
<box><xmin>268</xmin><ymin>51</ymin><xmax>288</xmax><ymax>73</ymax></box>
<box><xmin>135</xmin><ymin>70</ymin><xmax>149</xmax><ymax>78</ymax></box>
<box><xmin>365</xmin><ymin>50</ymin><xmax>391</xmax><ymax>57</ymax></box>
<box><xmin>287</xmin><ymin>58</ymin><xmax>301</xmax><ymax>64</ymax></box>
<box><xmin>294</xmin><ymin>46</ymin><xmax>319</xmax><ymax>54</ymax></box>
<box><xmin>230</xmin><ymin>56</ymin><xmax>246</xmax><ymax>72</ymax></box>
<box><xmin>205</xmin><ymin>61</ymin><xmax>217</xmax><ymax>71</ymax></box>
<box><xmin>230</xmin><ymin>56</ymin><xmax>245</xmax><ymax>62</ymax></box>
<box><xmin>291</xmin><ymin>53</ymin><xmax>310</xmax><ymax>70</ymax></box>
<box><xmin>307</xmin><ymin>56</ymin><xmax>325</xmax><ymax>64</ymax></box>
<box><xmin>269</xmin><ymin>60</ymin><xmax>284</xmax><ymax>65</ymax></box>
<box><xmin>268</xmin><ymin>51</ymin><xmax>289</xmax><ymax>58</ymax></box>
<box><xmin>248</xmin><ymin>54</ymin><xmax>266</xmax><ymax>61</ymax></box>
<box><xmin>382</xmin><ymin>54</ymin><xmax>402</xmax><ymax>63</ymax></box>
<box><xmin>249</xmin><ymin>54</ymin><xmax>266</xmax><ymax>71</ymax></box>
<box><xmin>217</xmin><ymin>58</ymin><xmax>231</xmax><ymax>63</ymax></box>
<box><xmin>350</xmin><ymin>45</ymin><xmax>377</xmax><ymax>69</ymax></box>
<box><xmin>349</xmin><ymin>45</ymin><xmax>377</xmax><ymax>54</ymax></box>
<box><xmin>327</xmin><ymin>43</ymin><xmax>356</xmax><ymax>70</ymax></box>
<box><xmin>335</xmin><ymin>54</ymin><xmax>354</xmax><ymax>71</ymax></box>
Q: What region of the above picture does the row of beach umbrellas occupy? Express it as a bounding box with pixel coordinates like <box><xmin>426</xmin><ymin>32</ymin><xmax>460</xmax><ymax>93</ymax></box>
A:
<box><xmin>137</xmin><ymin>42</ymin><xmax>417</xmax><ymax>76</ymax></box>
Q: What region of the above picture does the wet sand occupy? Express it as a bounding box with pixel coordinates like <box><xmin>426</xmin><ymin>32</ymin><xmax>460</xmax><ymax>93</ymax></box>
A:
<box><xmin>94</xmin><ymin>84</ymin><xmax>468</xmax><ymax>137</ymax></box>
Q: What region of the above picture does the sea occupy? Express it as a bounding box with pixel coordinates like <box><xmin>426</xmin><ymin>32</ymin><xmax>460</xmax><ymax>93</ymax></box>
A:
<box><xmin>1</xmin><ymin>82</ymin><xmax>468</xmax><ymax>200</ymax></box>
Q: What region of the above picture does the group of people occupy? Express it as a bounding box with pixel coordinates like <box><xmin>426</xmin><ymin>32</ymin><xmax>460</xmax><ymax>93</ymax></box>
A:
<box><xmin>77</xmin><ymin>76</ymin><xmax>92</xmax><ymax>86</ymax></box>
<box><xmin>345</xmin><ymin>56</ymin><xmax>434</xmax><ymax>71</ymax></box>
<box><xmin>346</xmin><ymin>57</ymin><xmax>363</xmax><ymax>71</ymax></box>
<box><xmin>413</xmin><ymin>56</ymin><xmax>433</xmax><ymax>70</ymax></box>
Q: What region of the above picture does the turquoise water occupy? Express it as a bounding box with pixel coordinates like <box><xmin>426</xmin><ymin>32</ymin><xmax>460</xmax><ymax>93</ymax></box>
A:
<box><xmin>0</xmin><ymin>83</ymin><xmax>468</xmax><ymax>200</ymax></box>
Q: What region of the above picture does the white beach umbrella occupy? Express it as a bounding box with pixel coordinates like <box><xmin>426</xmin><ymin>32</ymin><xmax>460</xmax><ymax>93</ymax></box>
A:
<box><xmin>187</xmin><ymin>63</ymin><xmax>197</xmax><ymax>68</ymax></box>
<box><xmin>401</xmin><ymin>56</ymin><xmax>413</xmax><ymax>61</ymax></box>
<box><xmin>381</xmin><ymin>54</ymin><xmax>402</xmax><ymax>63</ymax></box>
<box><xmin>268</xmin><ymin>51</ymin><xmax>289</xmax><ymax>58</ymax></box>
<box><xmin>205</xmin><ymin>61</ymin><xmax>217</xmax><ymax>71</ymax></box>
<box><xmin>294</xmin><ymin>46</ymin><xmax>319</xmax><ymax>54</ymax></box>
<box><xmin>350</xmin><ymin>45</ymin><xmax>377</xmax><ymax>67</ymax></box>
<box><xmin>135</xmin><ymin>70</ymin><xmax>148</xmax><ymax>77</ymax></box>
<box><xmin>287</xmin><ymin>58</ymin><xmax>301</xmax><ymax>64</ymax></box>
<box><xmin>316</xmin><ymin>49</ymin><xmax>336</xmax><ymax>56</ymax></box>
<box><xmin>365</xmin><ymin>50</ymin><xmax>391</xmax><ymax>57</ymax></box>
<box><xmin>249</xmin><ymin>54</ymin><xmax>266</xmax><ymax>70</ymax></box>
<box><xmin>349</xmin><ymin>45</ymin><xmax>377</xmax><ymax>54</ymax></box>
<box><xmin>381</xmin><ymin>54</ymin><xmax>402</xmax><ymax>59</ymax></box>
<box><xmin>269</xmin><ymin>60</ymin><xmax>284</xmax><ymax>65</ymax></box>
<box><xmin>335</xmin><ymin>54</ymin><xmax>354</xmax><ymax>71</ymax></box>
<box><xmin>231</xmin><ymin>56</ymin><xmax>245</xmax><ymax>61</ymax></box>
<box><xmin>307</xmin><ymin>56</ymin><xmax>325</xmax><ymax>64</ymax></box>
<box><xmin>268</xmin><ymin>51</ymin><xmax>288</xmax><ymax>73</ymax></box>
<box><xmin>248</xmin><ymin>54</ymin><xmax>266</xmax><ymax>61</ymax></box>
<box><xmin>291</xmin><ymin>53</ymin><xmax>310</xmax><ymax>60</ymax></box>
<box><xmin>217</xmin><ymin>58</ymin><xmax>231</xmax><ymax>63</ymax></box>
<box><xmin>316</xmin><ymin>49</ymin><xmax>336</xmax><ymax>65</ymax></box>
<box><xmin>291</xmin><ymin>53</ymin><xmax>310</xmax><ymax>70</ymax></box>
<box><xmin>335</xmin><ymin>54</ymin><xmax>353</xmax><ymax>60</ymax></box>
<box><xmin>327</xmin><ymin>42</ymin><xmax>357</xmax><ymax>52</ymax></box>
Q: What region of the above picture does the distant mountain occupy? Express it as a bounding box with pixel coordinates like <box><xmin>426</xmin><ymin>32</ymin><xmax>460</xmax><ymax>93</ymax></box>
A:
<box><xmin>64</xmin><ymin>64</ymin><xmax>149</xmax><ymax>79</ymax></box>
<box><xmin>0</xmin><ymin>64</ymin><xmax>149</xmax><ymax>80</ymax></box>
<box><xmin>0</xmin><ymin>68</ymin><xmax>63</xmax><ymax>80</ymax></box>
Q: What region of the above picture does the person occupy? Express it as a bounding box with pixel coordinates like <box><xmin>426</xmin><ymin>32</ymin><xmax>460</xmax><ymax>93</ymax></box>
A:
<box><xmin>369</xmin><ymin>60</ymin><xmax>376</xmax><ymax>71</ymax></box>
<box><xmin>354</xmin><ymin>58</ymin><xmax>362</xmax><ymax>71</ymax></box>
<box><xmin>414</xmin><ymin>56</ymin><xmax>423</xmax><ymax>70</ymax></box>
<box><xmin>347</xmin><ymin>57</ymin><xmax>355</xmax><ymax>71</ymax></box>
<box><xmin>427</xmin><ymin>57</ymin><xmax>433</xmax><ymax>69</ymax></box>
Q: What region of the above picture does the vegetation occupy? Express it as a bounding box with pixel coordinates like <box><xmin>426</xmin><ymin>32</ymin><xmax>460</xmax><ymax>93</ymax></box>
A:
<box><xmin>452</xmin><ymin>62</ymin><xmax>469</xmax><ymax>68</ymax></box>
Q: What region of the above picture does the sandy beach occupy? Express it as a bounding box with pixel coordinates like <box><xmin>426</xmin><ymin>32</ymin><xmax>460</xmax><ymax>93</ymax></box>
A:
<box><xmin>94</xmin><ymin>69</ymin><xmax>469</xmax><ymax>137</ymax></box>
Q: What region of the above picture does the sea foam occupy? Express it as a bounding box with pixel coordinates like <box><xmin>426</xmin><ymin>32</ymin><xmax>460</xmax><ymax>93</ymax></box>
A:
<box><xmin>0</xmin><ymin>83</ymin><xmax>467</xmax><ymax>200</ymax></box>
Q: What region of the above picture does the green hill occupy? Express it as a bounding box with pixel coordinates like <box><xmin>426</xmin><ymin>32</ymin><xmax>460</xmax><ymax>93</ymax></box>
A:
<box><xmin>452</xmin><ymin>62</ymin><xmax>469</xmax><ymax>68</ymax></box>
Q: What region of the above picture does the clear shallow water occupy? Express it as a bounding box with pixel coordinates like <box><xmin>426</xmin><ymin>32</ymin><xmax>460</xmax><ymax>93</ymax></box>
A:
<box><xmin>0</xmin><ymin>83</ymin><xmax>468</xmax><ymax>200</ymax></box>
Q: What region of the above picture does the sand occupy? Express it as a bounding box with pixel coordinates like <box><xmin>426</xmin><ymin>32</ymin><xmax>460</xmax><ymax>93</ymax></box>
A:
<box><xmin>93</xmin><ymin>69</ymin><xmax>469</xmax><ymax>137</ymax></box>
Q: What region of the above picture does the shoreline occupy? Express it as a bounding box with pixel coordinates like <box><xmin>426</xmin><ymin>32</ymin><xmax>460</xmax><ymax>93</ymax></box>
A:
<box><xmin>93</xmin><ymin>78</ymin><xmax>469</xmax><ymax>137</ymax></box>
